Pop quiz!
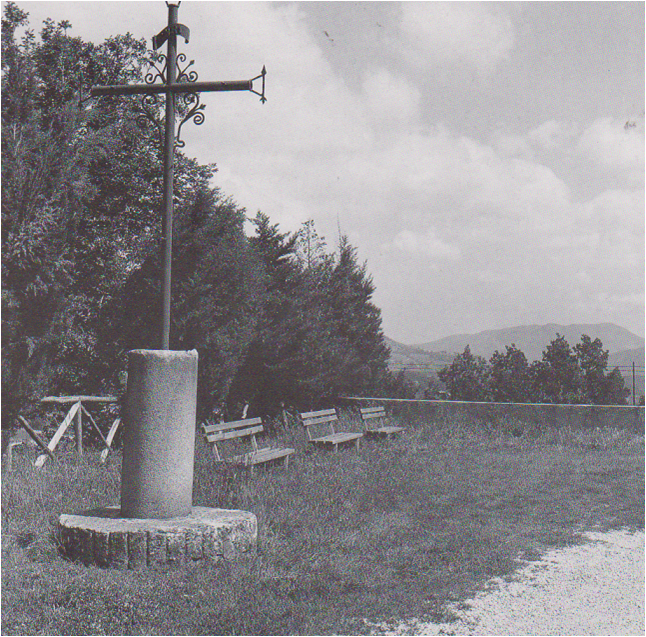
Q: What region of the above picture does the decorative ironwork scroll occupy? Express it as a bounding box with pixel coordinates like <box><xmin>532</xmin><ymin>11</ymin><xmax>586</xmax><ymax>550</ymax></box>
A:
<box><xmin>175</xmin><ymin>92</ymin><xmax>205</xmax><ymax>148</ymax></box>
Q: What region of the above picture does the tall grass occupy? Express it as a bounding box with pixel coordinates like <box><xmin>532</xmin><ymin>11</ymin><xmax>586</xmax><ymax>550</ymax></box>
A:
<box><xmin>2</xmin><ymin>413</ymin><xmax>644</xmax><ymax>635</ymax></box>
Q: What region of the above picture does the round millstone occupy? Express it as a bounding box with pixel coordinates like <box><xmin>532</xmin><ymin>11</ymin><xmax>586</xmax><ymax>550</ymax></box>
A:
<box><xmin>58</xmin><ymin>506</ymin><xmax>257</xmax><ymax>569</ymax></box>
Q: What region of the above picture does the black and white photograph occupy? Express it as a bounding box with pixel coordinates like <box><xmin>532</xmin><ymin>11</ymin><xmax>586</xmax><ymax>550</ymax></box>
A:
<box><xmin>2</xmin><ymin>1</ymin><xmax>644</xmax><ymax>635</ymax></box>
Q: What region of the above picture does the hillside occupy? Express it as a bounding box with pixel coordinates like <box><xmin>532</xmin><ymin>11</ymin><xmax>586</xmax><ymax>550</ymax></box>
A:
<box><xmin>414</xmin><ymin>323</ymin><xmax>644</xmax><ymax>362</ymax></box>
<box><xmin>607</xmin><ymin>346</ymin><xmax>646</xmax><ymax>368</ymax></box>
<box><xmin>384</xmin><ymin>336</ymin><xmax>454</xmax><ymax>377</ymax></box>
<box><xmin>608</xmin><ymin>347</ymin><xmax>645</xmax><ymax>401</ymax></box>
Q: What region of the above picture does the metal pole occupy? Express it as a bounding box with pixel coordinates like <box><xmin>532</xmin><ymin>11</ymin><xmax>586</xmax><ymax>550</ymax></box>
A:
<box><xmin>632</xmin><ymin>362</ymin><xmax>636</xmax><ymax>405</ymax></box>
<box><xmin>161</xmin><ymin>3</ymin><xmax>179</xmax><ymax>350</ymax></box>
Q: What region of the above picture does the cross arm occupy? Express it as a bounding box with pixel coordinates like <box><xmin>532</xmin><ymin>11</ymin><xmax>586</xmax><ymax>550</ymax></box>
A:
<box><xmin>91</xmin><ymin>79</ymin><xmax>253</xmax><ymax>98</ymax></box>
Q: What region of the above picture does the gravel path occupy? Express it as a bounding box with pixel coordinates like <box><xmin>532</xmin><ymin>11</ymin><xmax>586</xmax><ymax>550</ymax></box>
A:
<box><xmin>381</xmin><ymin>529</ymin><xmax>645</xmax><ymax>636</ymax></box>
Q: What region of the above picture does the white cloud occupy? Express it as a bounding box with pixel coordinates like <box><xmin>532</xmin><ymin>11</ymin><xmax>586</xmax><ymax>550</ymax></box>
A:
<box><xmin>396</xmin><ymin>2</ymin><xmax>515</xmax><ymax>74</ymax></box>
<box><xmin>576</xmin><ymin>189</ymin><xmax>644</xmax><ymax>268</ymax></box>
<box><xmin>612</xmin><ymin>292</ymin><xmax>645</xmax><ymax>309</ymax></box>
<box><xmin>493</xmin><ymin>133</ymin><xmax>534</xmax><ymax>160</ymax></box>
<box><xmin>538</xmin><ymin>187</ymin><xmax>644</xmax><ymax>323</ymax></box>
<box><xmin>528</xmin><ymin>120</ymin><xmax>576</xmax><ymax>151</ymax></box>
<box><xmin>389</xmin><ymin>228</ymin><xmax>461</xmax><ymax>259</ymax></box>
<box><xmin>580</xmin><ymin>188</ymin><xmax>644</xmax><ymax>230</ymax></box>
<box><xmin>456</xmin><ymin>138</ymin><xmax>572</xmax><ymax>229</ymax></box>
<box><xmin>362</xmin><ymin>68</ymin><xmax>420</xmax><ymax>125</ymax></box>
<box><xmin>341</xmin><ymin>126</ymin><xmax>573</xmax><ymax>242</ymax></box>
<box><xmin>576</xmin><ymin>117</ymin><xmax>644</xmax><ymax>182</ymax></box>
<box><xmin>574</xmin><ymin>270</ymin><xmax>592</xmax><ymax>285</ymax></box>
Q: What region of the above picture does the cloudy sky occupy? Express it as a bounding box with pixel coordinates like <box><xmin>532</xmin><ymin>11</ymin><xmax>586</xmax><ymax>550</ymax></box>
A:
<box><xmin>19</xmin><ymin>1</ymin><xmax>645</xmax><ymax>344</ymax></box>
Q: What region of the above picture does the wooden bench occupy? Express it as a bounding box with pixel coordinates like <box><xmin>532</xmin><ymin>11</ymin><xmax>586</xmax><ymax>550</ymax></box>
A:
<box><xmin>300</xmin><ymin>408</ymin><xmax>363</xmax><ymax>451</ymax></box>
<box><xmin>360</xmin><ymin>406</ymin><xmax>404</xmax><ymax>438</ymax></box>
<box><xmin>202</xmin><ymin>417</ymin><xmax>295</xmax><ymax>469</ymax></box>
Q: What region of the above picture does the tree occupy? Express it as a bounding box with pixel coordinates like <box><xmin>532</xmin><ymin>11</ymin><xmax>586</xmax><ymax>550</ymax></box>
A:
<box><xmin>574</xmin><ymin>335</ymin><xmax>608</xmax><ymax>404</ymax></box>
<box><xmin>224</xmin><ymin>212</ymin><xmax>302</xmax><ymax>415</ymax></box>
<box><xmin>294</xmin><ymin>219</ymin><xmax>327</xmax><ymax>270</ymax></box>
<box><xmin>384</xmin><ymin>370</ymin><xmax>418</xmax><ymax>399</ymax></box>
<box><xmin>490</xmin><ymin>344</ymin><xmax>533</xmax><ymax>403</ymax></box>
<box><xmin>324</xmin><ymin>236</ymin><xmax>391</xmax><ymax>397</ymax></box>
<box><xmin>1</xmin><ymin>5</ymin><xmax>156</xmax><ymax>423</ymax></box>
<box><xmin>601</xmin><ymin>367</ymin><xmax>630</xmax><ymax>405</ymax></box>
<box><xmin>527</xmin><ymin>333</ymin><xmax>629</xmax><ymax>405</ymax></box>
<box><xmin>1</xmin><ymin>5</ymin><xmax>399</xmax><ymax>424</ymax></box>
<box><xmin>438</xmin><ymin>345</ymin><xmax>492</xmax><ymax>401</ymax></box>
<box><xmin>530</xmin><ymin>334</ymin><xmax>584</xmax><ymax>404</ymax></box>
<box><xmin>229</xmin><ymin>219</ymin><xmax>392</xmax><ymax>414</ymax></box>
<box><xmin>423</xmin><ymin>375</ymin><xmax>443</xmax><ymax>399</ymax></box>
<box><xmin>1</xmin><ymin>5</ymin><xmax>244</xmax><ymax>422</ymax></box>
<box><xmin>574</xmin><ymin>334</ymin><xmax>628</xmax><ymax>405</ymax></box>
<box><xmin>103</xmin><ymin>181</ymin><xmax>265</xmax><ymax>420</ymax></box>
<box><xmin>2</xmin><ymin>7</ymin><xmax>76</xmax><ymax>421</ymax></box>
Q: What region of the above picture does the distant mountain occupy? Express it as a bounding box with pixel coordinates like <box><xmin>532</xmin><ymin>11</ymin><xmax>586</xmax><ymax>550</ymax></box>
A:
<box><xmin>413</xmin><ymin>323</ymin><xmax>644</xmax><ymax>363</ymax></box>
<box><xmin>607</xmin><ymin>346</ymin><xmax>645</xmax><ymax>368</ymax></box>
<box><xmin>607</xmin><ymin>346</ymin><xmax>645</xmax><ymax>402</ymax></box>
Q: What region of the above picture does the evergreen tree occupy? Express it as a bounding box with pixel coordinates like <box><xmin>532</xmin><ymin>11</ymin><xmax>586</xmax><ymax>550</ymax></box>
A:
<box><xmin>574</xmin><ymin>335</ymin><xmax>609</xmax><ymax>403</ymax></box>
<box><xmin>230</xmin><ymin>219</ymin><xmax>392</xmax><ymax>414</ymax></box>
<box><xmin>294</xmin><ymin>218</ymin><xmax>327</xmax><ymax>270</ymax></box>
<box><xmin>224</xmin><ymin>212</ymin><xmax>302</xmax><ymax>415</ymax></box>
<box><xmin>105</xmin><ymin>184</ymin><xmax>265</xmax><ymax>420</ymax></box>
<box><xmin>2</xmin><ymin>5</ymin><xmax>399</xmax><ymax>423</ymax></box>
<box><xmin>601</xmin><ymin>367</ymin><xmax>630</xmax><ymax>405</ymax></box>
<box><xmin>325</xmin><ymin>236</ymin><xmax>391</xmax><ymax>397</ymax></box>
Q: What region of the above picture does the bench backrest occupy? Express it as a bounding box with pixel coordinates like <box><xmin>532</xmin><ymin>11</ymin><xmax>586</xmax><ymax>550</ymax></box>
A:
<box><xmin>202</xmin><ymin>417</ymin><xmax>264</xmax><ymax>461</ymax></box>
<box><xmin>300</xmin><ymin>408</ymin><xmax>337</xmax><ymax>440</ymax></box>
<box><xmin>360</xmin><ymin>406</ymin><xmax>388</xmax><ymax>428</ymax></box>
<box><xmin>360</xmin><ymin>406</ymin><xmax>386</xmax><ymax>419</ymax></box>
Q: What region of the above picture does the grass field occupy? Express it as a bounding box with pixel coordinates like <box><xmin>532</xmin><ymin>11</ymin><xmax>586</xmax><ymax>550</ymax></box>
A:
<box><xmin>2</xmin><ymin>412</ymin><xmax>644</xmax><ymax>635</ymax></box>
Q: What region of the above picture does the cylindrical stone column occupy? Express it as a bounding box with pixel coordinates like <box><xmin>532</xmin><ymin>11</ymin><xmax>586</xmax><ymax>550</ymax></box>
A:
<box><xmin>121</xmin><ymin>349</ymin><xmax>198</xmax><ymax>519</ymax></box>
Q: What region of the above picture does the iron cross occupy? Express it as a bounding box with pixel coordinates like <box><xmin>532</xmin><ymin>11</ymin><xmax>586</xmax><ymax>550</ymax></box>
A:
<box><xmin>91</xmin><ymin>2</ymin><xmax>266</xmax><ymax>350</ymax></box>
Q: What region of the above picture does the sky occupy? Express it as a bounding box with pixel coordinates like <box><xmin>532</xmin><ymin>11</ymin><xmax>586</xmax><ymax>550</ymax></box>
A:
<box><xmin>17</xmin><ymin>1</ymin><xmax>645</xmax><ymax>344</ymax></box>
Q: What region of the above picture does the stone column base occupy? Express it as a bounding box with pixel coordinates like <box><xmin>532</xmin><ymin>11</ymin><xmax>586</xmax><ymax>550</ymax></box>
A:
<box><xmin>58</xmin><ymin>506</ymin><xmax>257</xmax><ymax>569</ymax></box>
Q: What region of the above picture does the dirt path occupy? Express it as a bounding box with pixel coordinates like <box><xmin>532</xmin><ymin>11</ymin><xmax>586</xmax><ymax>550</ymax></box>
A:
<box><xmin>383</xmin><ymin>529</ymin><xmax>645</xmax><ymax>636</ymax></box>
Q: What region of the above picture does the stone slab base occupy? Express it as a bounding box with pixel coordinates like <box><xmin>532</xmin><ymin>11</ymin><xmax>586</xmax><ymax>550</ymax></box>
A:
<box><xmin>58</xmin><ymin>506</ymin><xmax>257</xmax><ymax>569</ymax></box>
